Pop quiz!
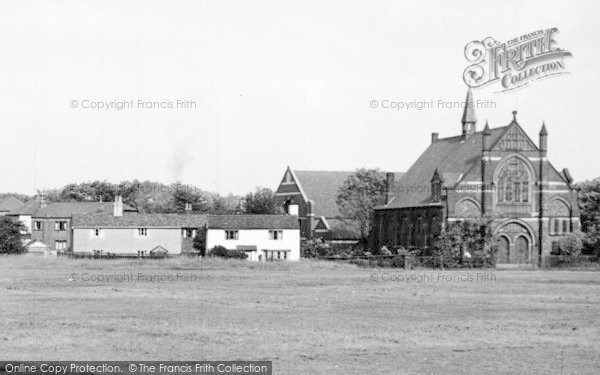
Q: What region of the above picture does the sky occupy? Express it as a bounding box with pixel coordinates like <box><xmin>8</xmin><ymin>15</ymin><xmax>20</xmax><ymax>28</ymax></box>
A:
<box><xmin>1</xmin><ymin>0</ymin><xmax>599</xmax><ymax>196</ymax></box>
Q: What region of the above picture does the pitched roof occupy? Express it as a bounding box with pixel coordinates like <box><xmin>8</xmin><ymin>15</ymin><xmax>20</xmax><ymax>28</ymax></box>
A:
<box><xmin>207</xmin><ymin>215</ymin><xmax>299</xmax><ymax>230</ymax></box>
<box><xmin>34</xmin><ymin>202</ymin><xmax>136</xmax><ymax>218</ymax></box>
<box><xmin>8</xmin><ymin>199</ymin><xmax>42</xmax><ymax>215</ymax></box>
<box><xmin>0</xmin><ymin>197</ymin><xmax>25</xmax><ymax>212</ymax></box>
<box><xmin>322</xmin><ymin>218</ymin><xmax>361</xmax><ymax>240</ymax></box>
<box><xmin>379</xmin><ymin>125</ymin><xmax>509</xmax><ymax>209</ymax></box>
<box><xmin>72</xmin><ymin>213</ymin><xmax>207</xmax><ymax>228</ymax></box>
<box><xmin>292</xmin><ymin>170</ymin><xmax>404</xmax><ymax>218</ymax></box>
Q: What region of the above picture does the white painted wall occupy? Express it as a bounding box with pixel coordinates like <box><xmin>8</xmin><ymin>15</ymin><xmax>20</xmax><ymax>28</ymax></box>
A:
<box><xmin>18</xmin><ymin>215</ymin><xmax>32</xmax><ymax>234</ymax></box>
<box><xmin>72</xmin><ymin>228</ymin><xmax>183</xmax><ymax>255</ymax></box>
<box><xmin>206</xmin><ymin>229</ymin><xmax>300</xmax><ymax>261</ymax></box>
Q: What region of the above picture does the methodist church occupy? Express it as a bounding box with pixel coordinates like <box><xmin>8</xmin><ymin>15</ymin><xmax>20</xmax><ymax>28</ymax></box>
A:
<box><xmin>373</xmin><ymin>90</ymin><xmax>580</xmax><ymax>266</ymax></box>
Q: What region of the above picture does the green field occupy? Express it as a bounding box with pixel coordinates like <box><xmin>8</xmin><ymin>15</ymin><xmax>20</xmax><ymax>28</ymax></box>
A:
<box><xmin>1</xmin><ymin>256</ymin><xmax>599</xmax><ymax>374</ymax></box>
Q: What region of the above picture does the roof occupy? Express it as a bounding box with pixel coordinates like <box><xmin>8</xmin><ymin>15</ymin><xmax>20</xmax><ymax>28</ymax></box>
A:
<box><xmin>207</xmin><ymin>215</ymin><xmax>299</xmax><ymax>230</ymax></box>
<box><xmin>321</xmin><ymin>218</ymin><xmax>361</xmax><ymax>240</ymax></box>
<box><xmin>8</xmin><ymin>199</ymin><xmax>42</xmax><ymax>215</ymax></box>
<box><xmin>291</xmin><ymin>170</ymin><xmax>404</xmax><ymax>218</ymax></box>
<box><xmin>379</xmin><ymin>124</ymin><xmax>510</xmax><ymax>209</ymax></box>
<box><xmin>72</xmin><ymin>213</ymin><xmax>207</xmax><ymax>228</ymax></box>
<box><xmin>0</xmin><ymin>197</ymin><xmax>25</xmax><ymax>212</ymax></box>
<box><xmin>461</xmin><ymin>89</ymin><xmax>477</xmax><ymax>124</ymax></box>
<box><xmin>33</xmin><ymin>202</ymin><xmax>136</xmax><ymax>218</ymax></box>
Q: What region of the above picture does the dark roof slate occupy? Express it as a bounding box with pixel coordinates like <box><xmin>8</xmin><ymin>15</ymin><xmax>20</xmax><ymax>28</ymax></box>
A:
<box><xmin>207</xmin><ymin>215</ymin><xmax>299</xmax><ymax>230</ymax></box>
<box><xmin>72</xmin><ymin>213</ymin><xmax>207</xmax><ymax>228</ymax></box>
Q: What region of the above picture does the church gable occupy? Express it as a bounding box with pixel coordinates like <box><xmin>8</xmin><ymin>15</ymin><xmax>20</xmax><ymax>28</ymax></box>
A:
<box><xmin>491</xmin><ymin>123</ymin><xmax>538</xmax><ymax>152</ymax></box>
<box><xmin>275</xmin><ymin>168</ymin><xmax>303</xmax><ymax>196</ymax></box>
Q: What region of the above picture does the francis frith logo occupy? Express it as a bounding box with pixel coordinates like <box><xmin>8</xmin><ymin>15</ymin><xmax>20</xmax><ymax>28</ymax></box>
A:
<box><xmin>463</xmin><ymin>27</ymin><xmax>572</xmax><ymax>92</ymax></box>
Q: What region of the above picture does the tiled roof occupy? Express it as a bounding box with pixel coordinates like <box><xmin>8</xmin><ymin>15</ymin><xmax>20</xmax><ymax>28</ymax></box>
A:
<box><xmin>72</xmin><ymin>213</ymin><xmax>207</xmax><ymax>228</ymax></box>
<box><xmin>8</xmin><ymin>199</ymin><xmax>42</xmax><ymax>215</ymax></box>
<box><xmin>0</xmin><ymin>197</ymin><xmax>25</xmax><ymax>212</ymax></box>
<box><xmin>293</xmin><ymin>170</ymin><xmax>404</xmax><ymax>218</ymax></box>
<box><xmin>207</xmin><ymin>215</ymin><xmax>299</xmax><ymax>230</ymax></box>
<box><xmin>379</xmin><ymin>125</ymin><xmax>509</xmax><ymax>209</ymax></box>
<box><xmin>324</xmin><ymin>218</ymin><xmax>361</xmax><ymax>240</ymax></box>
<box><xmin>34</xmin><ymin>202</ymin><xmax>136</xmax><ymax>218</ymax></box>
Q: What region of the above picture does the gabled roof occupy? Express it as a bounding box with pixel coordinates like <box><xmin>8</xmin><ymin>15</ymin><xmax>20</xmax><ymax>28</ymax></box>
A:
<box><xmin>34</xmin><ymin>202</ymin><xmax>136</xmax><ymax>218</ymax></box>
<box><xmin>379</xmin><ymin>125</ymin><xmax>509</xmax><ymax>209</ymax></box>
<box><xmin>72</xmin><ymin>213</ymin><xmax>207</xmax><ymax>228</ymax></box>
<box><xmin>0</xmin><ymin>197</ymin><xmax>25</xmax><ymax>212</ymax></box>
<box><xmin>207</xmin><ymin>215</ymin><xmax>299</xmax><ymax>230</ymax></box>
<box><xmin>283</xmin><ymin>169</ymin><xmax>404</xmax><ymax>218</ymax></box>
<box><xmin>316</xmin><ymin>217</ymin><xmax>361</xmax><ymax>240</ymax></box>
<box><xmin>8</xmin><ymin>199</ymin><xmax>42</xmax><ymax>215</ymax></box>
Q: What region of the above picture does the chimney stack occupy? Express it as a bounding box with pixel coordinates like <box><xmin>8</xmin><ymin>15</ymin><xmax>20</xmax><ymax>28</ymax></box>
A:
<box><xmin>431</xmin><ymin>132</ymin><xmax>439</xmax><ymax>144</ymax></box>
<box><xmin>39</xmin><ymin>192</ymin><xmax>48</xmax><ymax>209</ymax></box>
<box><xmin>113</xmin><ymin>196</ymin><xmax>123</xmax><ymax>217</ymax></box>
<box><xmin>386</xmin><ymin>172</ymin><xmax>395</xmax><ymax>204</ymax></box>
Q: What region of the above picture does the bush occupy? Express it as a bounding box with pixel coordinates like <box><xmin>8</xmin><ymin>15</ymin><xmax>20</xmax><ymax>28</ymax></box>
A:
<box><xmin>208</xmin><ymin>246</ymin><xmax>248</xmax><ymax>259</ymax></box>
<box><xmin>559</xmin><ymin>232</ymin><xmax>584</xmax><ymax>256</ymax></box>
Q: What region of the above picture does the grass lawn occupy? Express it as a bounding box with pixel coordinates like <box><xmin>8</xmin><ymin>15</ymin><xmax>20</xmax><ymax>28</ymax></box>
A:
<box><xmin>1</xmin><ymin>255</ymin><xmax>599</xmax><ymax>374</ymax></box>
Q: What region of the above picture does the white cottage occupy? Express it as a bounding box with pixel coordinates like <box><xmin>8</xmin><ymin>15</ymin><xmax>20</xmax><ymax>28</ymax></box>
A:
<box><xmin>206</xmin><ymin>215</ymin><xmax>300</xmax><ymax>261</ymax></box>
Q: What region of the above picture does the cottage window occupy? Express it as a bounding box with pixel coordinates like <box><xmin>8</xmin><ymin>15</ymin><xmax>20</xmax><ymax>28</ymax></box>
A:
<box><xmin>269</xmin><ymin>230</ymin><xmax>283</xmax><ymax>240</ymax></box>
<box><xmin>92</xmin><ymin>228</ymin><xmax>101</xmax><ymax>237</ymax></box>
<box><xmin>54</xmin><ymin>221</ymin><xmax>67</xmax><ymax>231</ymax></box>
<box><xmin>55</xmin><ymin>240</ymin><xmax>67</xmax><ymax>250</ymax></box>
<box><xmin>34</xmin><ymin>221</ymin><xmax>42</xmax><ymax>231</ymax></box>
<box><xmin>138</xmin><ymin>228</ymin><xmax>148</xmax><ymax>236</ymax></box>
<box><xmin>182</xmin><ymin>228</ymin><xmax>194</xmax><ymax>238</ymax></box>
<box><xmin>225</xmin><ymin>230</ymin><xmax>239</xmax><ymax>240</ymax></box>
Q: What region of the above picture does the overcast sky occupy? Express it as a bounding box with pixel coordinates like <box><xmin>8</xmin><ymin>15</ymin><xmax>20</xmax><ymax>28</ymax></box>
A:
<box><xmin>1</xmin><ymin>0</ymin><xmax>599</xmax><ymax>196</ymax></box>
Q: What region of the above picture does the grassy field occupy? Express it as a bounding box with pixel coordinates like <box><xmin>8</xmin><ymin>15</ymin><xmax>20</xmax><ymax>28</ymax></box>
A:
<box><xmin>1</xmin><ymin>256</ymin><xmax>599</xmax><ymax>374</ymax></box>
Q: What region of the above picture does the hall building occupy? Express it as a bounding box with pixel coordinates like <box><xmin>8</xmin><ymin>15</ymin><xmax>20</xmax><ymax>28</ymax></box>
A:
<box><xmin>373</xmin><ymin>90</ymin><xmax>580</xmax><ymax>266</ymax></box>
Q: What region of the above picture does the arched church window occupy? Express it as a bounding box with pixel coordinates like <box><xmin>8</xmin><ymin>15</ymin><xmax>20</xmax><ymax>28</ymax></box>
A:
<box><xmin>497</xmin><ymin>157</ymin><xmax>532</xmax><ymax>204</ymax></box>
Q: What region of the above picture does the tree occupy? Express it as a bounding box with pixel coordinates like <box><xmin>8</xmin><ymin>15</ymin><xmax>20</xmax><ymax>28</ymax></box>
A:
<box><xmin>171</xmin><ymin>182</ymin><xmax>209</xmax><ymax>213</ymax></box>
<box><xmin>192</xmin><ymin>231</ymin><xmax>206</xmax><ymax>256</ymax></box>
<box><xmin>0</xmin><ymin>217</ymin><xmax>26</xmax><ymax>254</ymax></box>
<box><xmin>432</xmin><ymin>219</ymin><xmax>497</xmax><ymax>268</ymax></box>
<box><xmin>336</xmin><ymin>168</ymin><xmax>387</xmax><ymax>240</ymax></box>
<box><xmin>575</xmin><ymin>178</ymin><xmax>600</xmax><ymax>254</ymax></box>
<box><xmin>244</xmin><ymin>187</ymin><xmax>282</xmax><ymax>214</ymax></box>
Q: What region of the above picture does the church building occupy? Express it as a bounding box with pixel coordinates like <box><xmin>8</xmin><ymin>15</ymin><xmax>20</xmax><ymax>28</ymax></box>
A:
<box><xmin>373</xmin><ymin>90</ymin><xmax>580</xmax><ymax>266</ymax></box>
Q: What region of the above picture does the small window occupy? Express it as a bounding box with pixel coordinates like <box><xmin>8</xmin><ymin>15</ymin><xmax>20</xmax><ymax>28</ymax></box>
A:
<box><xmin>562</xmin><ymin>220</ymin><xmax>569</xmax><ymax>233</ymax></box>
<box><xmin>225</xmin><ymin>230</ymin><xmax>239</xmax><ymax>240</ymax></box>
<box><xmin>34</xmin><ymin>221</ymin><xmax>42</xmax><ymax>231</ymax></box>
<box><xmin>55</xmin><ymin>240</ymin><xmax>67</xmax><ymax>250</ymax></box>
<box><xmin>92</xmin><ymin>228</ymin><xmax>101</xmax><ymax>237</ymax></box>
<box><xmin>283</xmin><ymin>252</ymin><xmax>288</xmax><ymax>260</ymax></box>
<box><xmin>138</xmin><ymin>228</ymin><xmax>148</xmax><ymax>236</ymax></box>
<box><xmin>55</xmin><ymin>221</ymin><xmax>67</xmax><ymax>231</ymax></box>
<box><xmin>522</xmin><ymin>181</ymin><xmax>529</xmax><ymax>203</ymax></box>
<box><xmin>182</xmin><ymin>228</ymin><xmax>193</xmax><ymax>238</ymax></box>
<box><xmin>269</xmin><ymin>230</ymin><xmax>283</xmax><ymax>240</ymax></box>
<box><xmin>553</xmin><ymin>219</ymin><xmax>560</xmax><ymax>235</ymax></box>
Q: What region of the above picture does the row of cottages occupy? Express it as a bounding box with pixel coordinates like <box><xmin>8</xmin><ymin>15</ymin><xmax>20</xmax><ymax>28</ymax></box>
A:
<box><xmin>373</xmin><ymin>89</ymin><xmax>580</xmax><ymax>266</ymax></box>
<box><xmin>1</xmin><ymin>196</ymin><xmax>137</xmax><ymax>251</ymax></box>
<box><xmin>274</xmin><ymin>168</ymin><xmax>403</xmax><ymax>241</ymax></box>
<box><xmin>70</xmin><ymin>198</ymin><xmax>300</xmax><ymax>260</ymax></box>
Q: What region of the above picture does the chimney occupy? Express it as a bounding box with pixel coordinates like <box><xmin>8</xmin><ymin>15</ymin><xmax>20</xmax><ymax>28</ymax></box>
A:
<box><xmin>539</xmin><ymin>121</ymin><xmax>548</xmax><ymax>156</ymax></box>
<box><xmin>113</xmin><ymin>196</ymin><xmax>123</xmax><ymax>217</ymax></box>
<box><xmin>39</xmin><ymin>192</ymin><xmax>48</xmax><ymax>209</ymax></box>
<box><xmin>386</xmin><ymin>173</ymin><xmax>395</xmax><ymax>204</ymax></box>
<box><xmin>431</xmin><ymin>132</ymin><xmax>439</xmax><ymax>144</ymax></box>
<box><xmin>184</xmin><ymin>202</ymin><xmax>192</xmax><ymax>213</ymax></box>
<box><xmin>461</xmin><ymin>89</ymin><xmax>477</xmax><ymax>139</ymax></box>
